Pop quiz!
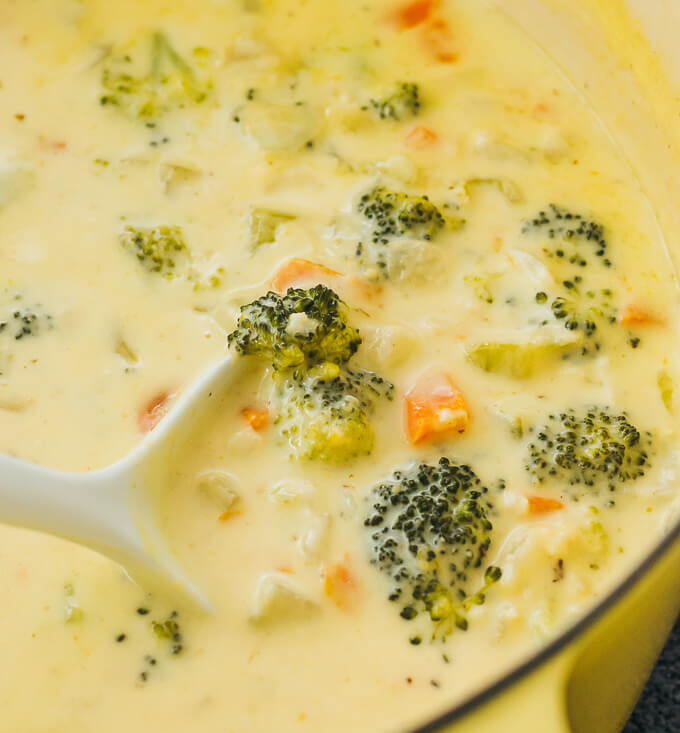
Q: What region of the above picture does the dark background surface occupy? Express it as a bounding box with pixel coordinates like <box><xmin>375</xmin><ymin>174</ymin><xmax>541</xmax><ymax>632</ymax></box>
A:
<box><xmin>623</xmin><ymin>616</ymin><xmax>680</xmax><ymax>732</ymax></box>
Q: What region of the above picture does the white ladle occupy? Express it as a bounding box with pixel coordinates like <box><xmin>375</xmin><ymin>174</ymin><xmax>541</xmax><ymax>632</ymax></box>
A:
<box><xmin>0</xmin><ymin>354</ymin><xmax>242</xmax><ymax>611</ymax></box>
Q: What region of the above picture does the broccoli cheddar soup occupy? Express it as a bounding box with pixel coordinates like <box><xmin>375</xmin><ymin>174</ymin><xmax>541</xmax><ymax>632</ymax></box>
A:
<box><xmin>1</xmin><ymin>0</ymin><xmax>679</xmax><ymax>730</ymax></box>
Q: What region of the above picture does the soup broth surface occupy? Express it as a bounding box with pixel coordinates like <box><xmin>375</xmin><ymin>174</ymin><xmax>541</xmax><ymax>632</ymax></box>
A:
<box><xmin>0</xmin><ymin>0</ymin><xmax>678</xmax><ymax>731</ymax></box>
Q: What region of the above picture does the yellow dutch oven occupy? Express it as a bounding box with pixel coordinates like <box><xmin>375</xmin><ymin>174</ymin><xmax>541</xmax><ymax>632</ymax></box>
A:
<box><xmin>412</xmin><ymin>0</ymin><xmax>680</xmax><ymax>730</ymax></box>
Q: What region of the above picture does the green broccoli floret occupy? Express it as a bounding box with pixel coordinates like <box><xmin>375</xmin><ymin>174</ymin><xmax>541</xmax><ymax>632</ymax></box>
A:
<box><xmin>119</xmin><ymin>225</ymin><xmax>190</xmax><ymax>279</ymax></box>
<box><xmin>550</xmin><ymin>291</ymin><xmax>612</xmax><ymax>333</ymax></box>
<box><xmin>354</xmin><ymin>186</ymin><xmax>462</xmax><ymax>278</ymax></box>
<box><xmin>228</xmin><ymin>286</ymin><xmax>392</xmax><ymax>463</ymax></box>
<box><xmin>518</xmin><ymin>207</ymin><xmax>618</xmax><ymax>351</ymax></box>
<box><xmin>119</xmin><ymin>225</ymin><xmax>223</xmax><ymax>289</ymax></box>
<box><xmin>273</xmin><ymin>362</ymin><xmax>393</xmax><ymax>463</ymax></box>
<box><xmin>367</xmin><ymin>82</ymin><xmax>421</xmax><ymax>121</ymax></box>
<box><xmin>151</xmin><ymin>610</ymin><xmax>184</xmax><ymax>655</ymax></box>
<box><xmin>526</xmin><ymin>407</ymin><xmax>652</xmax><ymax>493</ymax></box>
<box><xmin>364</xmin><ymin>458</ymin><xmax>501</xmax><ymax>637</ymax></box>
<box><xmin>522</xmin><ymin>204</ymin><xmax>611</xmax><ymax>268</ymax></box>
<box><xmin>548</xmin><ymin>289</ymin><xmax>617</xmax><ymax>345</ymax></box>
<box><xmin>0</xmin><ymin>296</ymin><xmax>54</xmax><ymax>341</ymax></box>
<box><xmin>99</xmin><ymin>32</ymin><xmax>211</xmax><ymax>121</ymax></box>
<box><xmin>227</xmin><ymin>286</ymin><xmax>362</xmax><ymax>371</ymax></box>
<box><xmin>359</xmin><ymin>186</ymin><xmax>446</xmax><ymax>243</ymax></box>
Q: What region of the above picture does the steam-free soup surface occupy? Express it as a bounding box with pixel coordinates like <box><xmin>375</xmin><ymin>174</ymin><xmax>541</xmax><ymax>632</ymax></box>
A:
<box><xmin>0</xmin><ymin>0</ymin><xmax>678</xmax><ymax>731</ymax></box>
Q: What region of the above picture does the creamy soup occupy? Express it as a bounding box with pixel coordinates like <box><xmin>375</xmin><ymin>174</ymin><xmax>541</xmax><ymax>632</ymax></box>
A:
<box><xmin>0</xmin><ymin>0</ymin><xmax>679</xmax><ymax>730</ymax></box>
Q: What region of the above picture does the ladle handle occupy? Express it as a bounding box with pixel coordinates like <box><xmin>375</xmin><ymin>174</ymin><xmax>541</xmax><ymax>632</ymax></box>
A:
<box><xmin>0</xmin><ymin>454</ymin><xmax>141</xmax><ymax>556</ymax></box>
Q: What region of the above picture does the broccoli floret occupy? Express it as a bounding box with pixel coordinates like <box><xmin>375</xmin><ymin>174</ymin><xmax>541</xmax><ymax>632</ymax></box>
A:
<box><xmin>99</xmin><ymin>32</ymin><xmax>211</xmax><ymax>121</ymax></box>
<box><xmin>367</xmin><ymin>82</ymin><xmax>421</xmax><ymax>121</ymax></box>
<box><xmin>0</xmin><ymin>296</ymin><xmax>53</xmax><ymax>341</ymax></box>
<box><xmin>273</xmin><ymin>362</ymin><xmax>393</xmax><ymax>463</ymax></box>
<box><xmin>364</xmin><ymin>458</ymin><xmax>501</xmax><ymax>637</ymax></box>
<box><xmin>151</xmin><ymin>610</ymin><xmax>184</xmax><ymax>655</ymax></box>
<box><xmin>119</xmin><ymin>225</ymin><xmax>223</xmax><ymax>289</ymax></box>
<box><xmin>119</xmin><ymin>225</ymin><xmax>190</xmax><ymax>279</ymax></box>
<box><xmin>522</xmin><ymin>204</ymin><xmax>611</xmax><ymax>268</ymax></box>
<box><xmin>227</xmin><ymin>286</ymin><xmax>362</xmax><ymax>371</ymax></box>
<box><xmin>549</xmin><ymin>290</ymin><xmax>617</xmax><ymax>346</ymax></box>
<box><xmin>228</xmin><ymin>286</ymin><xmax>392</xmax><ymax>463</ymax></box>
<box><xmin>354</xmin><ymin>186</ymin><xmax>462</xmax><ymax>278</ymax></box>
<box><xmin>526</xmin><ymin>407</ymin><xmax>652</xmax><ymax>493</ymax></box>
<box><xmin>512</xmin><ymin>207</ymin><xmax>623</xmax><ymax>355</ymax></box>
<box><xmin>359</xmin><ymin>186</ymin><xmax>446</xmax><ymax>243</ymax></box>
<box><xmin>532</xmin><ymin>281</ymin><xmax>618</xmax><ymax>356</ymax></box>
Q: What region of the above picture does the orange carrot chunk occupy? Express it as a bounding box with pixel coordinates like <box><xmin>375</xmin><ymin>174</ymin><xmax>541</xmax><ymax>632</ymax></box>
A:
<box><xmin>138</xmin><ymin>391</ymin><xmax>172</xmax><ymax>434</ymax></box>
<box><xmin>38</xmin><ymin>136</ymin><xmax>68</xmax><ymax>152</ymax></box>
<box><xmin>269</xmin><ymin>258</ymin><xmax>343</xmax><ymax>293</ymax></box>
<box><xmin>619</xmin><ymin>303</ymin><xmax>659</xmax><ymax>326</ymax></box>
<box><xmin>405</xmin><ymin>372</ymin><xmax>469</xmax><ymax>444</ymax></box>
<box><xmin>322</xmin><ymin>557</ymin><xmax>358</xmax><ymax>609</ymax></box>
<box><xmin>218</xmin><ymin>510</ymin><xmax>242</xmax><ymax>522</ymax></box>
<box><xmin>404</xmin><ymin>125</ymin><xmax>438</xmax><ymax>149</ymax></box>
<box><xmin>527</xmin><ymin>495</ymin><xmax>564</xmax><ymax>514</ymax></box>
<box><xmin>390</xmin><ymin>0</ymin><xmax>436</xmax><ymax>29</ymax></box>
<box><xmin>241</xmin><ymin>406</ymin><xmax>269</xmax><ymax>432</ymax></box>
<box><xmin>532</xmin><ymin>102</ymin><xmax>550</xmax><ymax>120</ymax></box>
<box><xmin>421</xmin><ymin>17</ymin><xmax>458</xmax><ymax>63</ymax></box>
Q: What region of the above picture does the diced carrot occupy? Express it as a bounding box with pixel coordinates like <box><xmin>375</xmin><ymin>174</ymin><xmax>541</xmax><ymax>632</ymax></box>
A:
<box><xmin>389</xmin><ymin>0</ymin><xmax>436</xmax><ymax>29</ymax></box>
<box><xmin>404</xmin><ymin>125</ymin><xmax>438</xmax><ymax>149</ymax></box>
<box><xmin>241</xmin><ymin>406</ymin><xmax>269</xmax><ymax>432</ymax></box>
<box><xmin>138</xmin><ymin>391</ymin><xmax>173</xmax><ymax>433</ymax></box>
<box><xmin>434</xmin><ymin>50</ymin><xmax>458</xmax><ymax>64</ymax></box>
<box><xmin>270</xmin><ymin>257</ymin><xmax>380</xmax><ymax>303</ymax></box>
<box><xmin>269</xmin><ymin>258</ymin><xmax>343</xmax><ymax>293</ymax></box>
<box><xmin>38</xmin><ymin>136</ymin><xmax>67</xmax><ymax>152</ymax></box>
<box><xmin>322</xmin><ymin>556</ymin><xmax>358</xmax><ymax>609</ymax></box>
<box><xmin>532</xmin><ymin>102</ymin><xmax>550</xmax><ymax>120</ymax></box>
<box><xmin>619</xmin><ymin>303</ymin><xmax>660</xmax><ymax>326</ymax></box>
<box><xmin>420</xmin><ymin>17</ymin><xmax>458</xmax><ymax>63</ymax></box>
<box><xmin>404</xmin><ymin>371</ymin><xmax>469</xmax><ymax>445</ymax></box>
<box><xmin>527</xmin><ymin>496</ymin><xmax>564</xmax><ymax>514</ymax></box>
<box><xmin>218</xmin><ymin>510</ymin><xmax>242</xmax><ymax>522</ymax></box>
<box><xmin>352</xmin><ymin>277</ymin><xmax>383</xmax><ymax>301</ymax></box>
